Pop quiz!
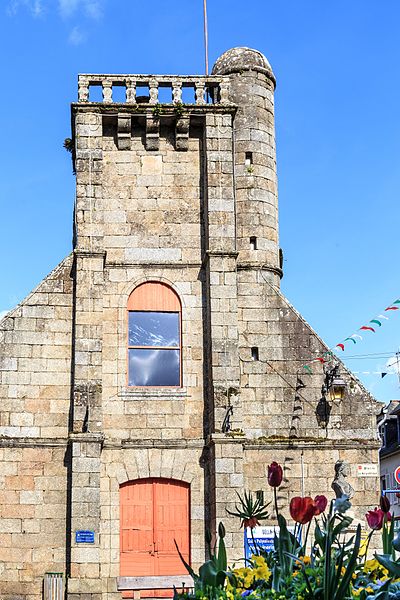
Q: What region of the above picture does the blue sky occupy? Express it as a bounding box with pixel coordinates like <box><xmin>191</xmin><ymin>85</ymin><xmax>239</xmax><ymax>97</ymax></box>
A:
<box><xmin>1</xmin><ymin>0</ymin><xmax>399</xmax><ymax>403</ymax></box>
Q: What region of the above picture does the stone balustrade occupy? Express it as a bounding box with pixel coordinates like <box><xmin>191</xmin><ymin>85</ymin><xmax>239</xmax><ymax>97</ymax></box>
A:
<box><xmin>77</xmin><ymin>74</ymin><xmax>230</xmax><ymax>105</ymax></box>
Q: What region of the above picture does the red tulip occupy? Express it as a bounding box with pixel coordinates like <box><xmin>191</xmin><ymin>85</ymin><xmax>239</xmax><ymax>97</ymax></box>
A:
<box><xmin>380</xmin><ymin>494</ymin><xmax>391</xmax><ymax>514</ymax></box>
<box><xmin>267</xmin><ymin>462</ymin><xmax>283</xmax><ymax>488</ymax></box>
<box><xmin>366</xmin><ymin>508</ymin><xmax>388</xmax><ymax>530</ymax></box>
<box><xmin>314</xmin><ymin>495</ymin><xmax>328</xmax><ymax>516</ymax></box>
<box><xmin>290</xmin><ymin>496</ymin><xmax>317</xmax><ymax>524</ymax></box>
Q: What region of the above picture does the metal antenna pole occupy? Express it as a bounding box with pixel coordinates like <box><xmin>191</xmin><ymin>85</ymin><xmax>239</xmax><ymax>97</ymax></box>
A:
<box><xmin>203</xmin><ymin>0</ymin><xmax>209</xmax><ymax>75</ymax></box>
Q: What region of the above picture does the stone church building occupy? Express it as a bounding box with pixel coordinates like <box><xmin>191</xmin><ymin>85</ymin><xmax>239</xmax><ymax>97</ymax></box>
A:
<box><xmin>0</xmin><ymin>47</ymin><xmax>380</xmax><ymax>600</ymax></box>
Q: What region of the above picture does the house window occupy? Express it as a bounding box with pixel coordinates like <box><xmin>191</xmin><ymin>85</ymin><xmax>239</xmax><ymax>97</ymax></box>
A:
<box><xmin>127</xmin><ymin>282</ymin><xmax>181</xmax><ymax>387</ymax></box>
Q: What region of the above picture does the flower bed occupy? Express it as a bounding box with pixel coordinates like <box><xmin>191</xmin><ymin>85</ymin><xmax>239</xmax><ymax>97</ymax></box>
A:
<box><xmin>175</xmin><ymin>462</ymin><xmax>400</xmax><ymax>600</ymax></box>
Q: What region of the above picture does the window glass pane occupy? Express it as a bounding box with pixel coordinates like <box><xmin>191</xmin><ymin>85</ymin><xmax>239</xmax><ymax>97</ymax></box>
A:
<box><xmin>128</xmin><ymin>349</ymin><xmax>180</xmax><ymax>386</ymax></box>
<box><xmin>129</xmin><ymin>312</ymin><xmax>179</xmax><ymax>347</ymax></box>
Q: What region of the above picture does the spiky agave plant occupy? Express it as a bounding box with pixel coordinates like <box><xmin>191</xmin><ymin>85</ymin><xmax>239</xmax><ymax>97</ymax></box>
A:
<box><xmin>227</xmin><ymin>490</ymin><xmax>270</xmax><ymax>555</ymax></box>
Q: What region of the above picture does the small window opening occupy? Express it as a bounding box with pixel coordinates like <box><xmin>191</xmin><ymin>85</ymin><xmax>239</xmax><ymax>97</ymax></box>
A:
<box><xmin>256</xmin><ymin>490</ymin><xmax>264</xmax><ymax>504</ymax></box>
<box><xmin>245</xmin><ymin>152</ymin><xmax>253</xmax><ymax>166</ymax></box>
<box><xmin>251</xmin><ymin>347</ymin><xmax>259</xmax><ymax>361</ymax></box>
<box><xmin>279</xmin><ymin>248</ymin><xmax>284</xmax><ymax>269</ymax></box>
<box><xmin>250</xmin><ymin>236</ymin><xmax>257</xmax><ymax>250</ymax></box>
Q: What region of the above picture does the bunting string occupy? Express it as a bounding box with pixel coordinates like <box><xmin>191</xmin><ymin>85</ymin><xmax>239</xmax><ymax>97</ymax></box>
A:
<box><xmin>302</xmin><ymin>296</ymin><xmax>400</xmax><ymax>373</ymax></box>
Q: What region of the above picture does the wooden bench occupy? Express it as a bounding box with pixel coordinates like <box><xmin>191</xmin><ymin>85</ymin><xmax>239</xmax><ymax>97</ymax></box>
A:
<box><xmin>117</xmin><ymin>576</ymin><xmax>194</xmax><ymax>599</ymax></box>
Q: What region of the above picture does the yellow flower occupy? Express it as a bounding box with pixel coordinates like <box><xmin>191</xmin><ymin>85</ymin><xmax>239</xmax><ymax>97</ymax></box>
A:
<box><xmin>358</xmin><ymin>538</ymin><xmax>369</xmax><ymax>557</ymax></box>
<box><xmin>230</xmin><ymin>566</ymin><xmax>254</xmax><ymax>590</ymax></box>
<box><xmin>352</xmin><ymin>589</ymin><xmax>362</xmax><ymax>597</ymax></box>
<box><xmin>252</xmin><ymin>554</ymin><xmax>266</xmax><ymax>568</ymax></box>
<box><xmin>250</xmin><ymin>555</ymin><xmax>271</xmax><ymax>582</ymax></box>
<box><xmin>229</xmin><ymin>556</ymin><xmax>271</xmax><ymax>591</ymax></box>
<box><xmin>364</xmin><ymin>558</ymin><xmax>380</xmax><ymax>572</ymax></box>
<box><xmin>295</xmin><ymin>555</ymin><xmax>311</xmax><ymax>568</ymax></box>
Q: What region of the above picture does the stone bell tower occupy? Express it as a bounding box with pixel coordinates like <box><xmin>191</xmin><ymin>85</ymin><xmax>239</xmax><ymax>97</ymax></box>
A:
<box><xmin>0</xmin><ymin>46</ymin><xmax>380</xmax><ymax>600</ymax></box>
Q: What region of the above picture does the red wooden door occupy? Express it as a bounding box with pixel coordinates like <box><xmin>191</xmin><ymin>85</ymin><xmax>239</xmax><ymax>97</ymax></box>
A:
<box><xmin>120</xmin><ymin>478</ymin><xmax>190</xmax><ymax>597</ymax></box>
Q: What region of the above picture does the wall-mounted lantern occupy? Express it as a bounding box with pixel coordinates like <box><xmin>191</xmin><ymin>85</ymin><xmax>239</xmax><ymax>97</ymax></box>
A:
<box><xmin>322</xmin><ymin>364</ymin><xmax>346</xmax><ymax>401</ymax></box>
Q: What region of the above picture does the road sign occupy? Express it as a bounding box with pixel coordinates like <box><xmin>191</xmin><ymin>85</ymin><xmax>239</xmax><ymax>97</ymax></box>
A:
<box><xmin>395</xmin><ymin>466</ymin><xmax>400</xmax><ymax>485</ymax></box>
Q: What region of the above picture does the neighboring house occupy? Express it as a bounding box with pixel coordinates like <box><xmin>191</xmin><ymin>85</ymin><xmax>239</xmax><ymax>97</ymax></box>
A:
<box><xmin>378</xmin><ymin>400</ymin><xmax>400</xmax><ymax>517</ymax></box>
<box><xmin>0</xmin><ymin>47</ymin><xmax>382</xmax><ymax>600</ymax></box>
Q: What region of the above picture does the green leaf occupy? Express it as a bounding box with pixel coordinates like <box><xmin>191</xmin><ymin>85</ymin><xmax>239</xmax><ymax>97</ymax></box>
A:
<box><xmin>332</xmin><ymin>515</ymin><xmax>353</xmax><ymax>538</ymax></box>
<box><xmin>218</xmin><ymin>522</ymin><xmax>226</xmax><ymax>539</ymax></box>
<box><xmin>314</xmin><ymin>521</ymin><xmax>325</xmax><ymax>550</ymax></box>
<box><xmin>199</xmin><ymin>560</ymin><xmax>218</xmax><ymax>587</ymax></box>
<box><xmin>215</xmin><ymin>570</ymin><xmax>226</xmax><ymax>589</ymax></box>
<box><xmin>216</xmin><ymin>523</ymin><xmax>227</xmax><ymax>571</ymax></box>
<box><xmin>393</xmin><ymin>531</ymin><xmax>400</xmax><ymax>552</ymax></box>
<box><xmin>376</xmin><ymin>554</ymin><xmax>400</xmax><ymax>577</ymax></box>
<box><xmin>174</xmin><ymin>539</ymin><xmax>197</xmax><ymax>581</ymax></box>
<box><xmin>333</xmin><ymin>524</ymin><xmax>361</xmax><ymax>600</ymax></box>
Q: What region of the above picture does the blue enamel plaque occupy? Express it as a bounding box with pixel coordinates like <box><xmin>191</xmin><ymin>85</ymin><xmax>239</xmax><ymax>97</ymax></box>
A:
<box><xmin>75</xmin><ymin>530</ymin><xmax>95</xmax><ymax>543</ymax></box>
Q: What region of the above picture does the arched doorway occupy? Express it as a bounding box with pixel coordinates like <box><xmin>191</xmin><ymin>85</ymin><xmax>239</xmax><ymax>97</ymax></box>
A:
<box><xmin>120</xmin><ymin>478</ymin><xmax>190</xmax><ymax>595</ymax></box>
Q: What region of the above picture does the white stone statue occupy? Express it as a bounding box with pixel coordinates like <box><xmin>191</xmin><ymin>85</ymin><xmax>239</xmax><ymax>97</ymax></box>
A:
<box><xmin>331</xmin><ymin>460</ymin><xmax>355</xmax><ymax>499</ymax></box>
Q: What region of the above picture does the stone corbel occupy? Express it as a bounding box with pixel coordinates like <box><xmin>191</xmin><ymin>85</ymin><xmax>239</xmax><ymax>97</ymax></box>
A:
<box><xmin>117</xmin><ymin>113</ymin><xmax>131</xmax><ymax>150</ymax></box>
<box><xmin>146</xmin><ymin>114</ymin><xmax>160</xmax><ymax>150</ymax></box>
<box><xmin>175</xmin><ymin>115</ymin><xmax>190</xmax><ymax>151</ymax></box>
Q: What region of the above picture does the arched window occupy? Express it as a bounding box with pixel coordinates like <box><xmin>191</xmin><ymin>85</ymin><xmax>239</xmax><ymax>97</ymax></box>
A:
<box><xmin>127</xmin><ymin>282</ymin><xmax>181</xmax><ymax>387</ymax></box>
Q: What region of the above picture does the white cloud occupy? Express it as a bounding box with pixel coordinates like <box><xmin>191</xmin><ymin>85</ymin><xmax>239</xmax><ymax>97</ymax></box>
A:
<box><xmin>84</xmin><ymin>1</ymin><xmax>102</xmax><ymax>19</ymax></box>
<box><xmin>32</xmin><ymin>0</ymin><xmax>43</xmax><ymax>15</ymax></box>
<box><xmin>59</xmin><ymin>0</ymin><xmax>103</xmax><ymax>19</ymax></box>
<box><xmin>58</xmin><ymin>0</ymin><xmax>79</xmax><ymax>17</ymax></box>
<box><xmin>6</xmin><ymin>0</ymin><xmax>44</xmax><ymax>17</ymax></box>
<box><xmin>68</xmin><ymin>25</ymin><xmax>86</xmax><ymax>45</ymax></box>
<box><xmin>6</xmin><ymin>0</ymin><xmax>104</xmax><ymax>20</ymax></box>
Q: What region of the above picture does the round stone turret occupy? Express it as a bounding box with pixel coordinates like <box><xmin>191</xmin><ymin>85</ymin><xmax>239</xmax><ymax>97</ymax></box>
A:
<box><xmin>212</xmin><ymin>47</ymin><xmax>281</xmax><ymax>283</ymax></box>
<box><xmin>212</xmin><ymin>46</ymin><xmax>275</xmax><ymax>84</ymax></box>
